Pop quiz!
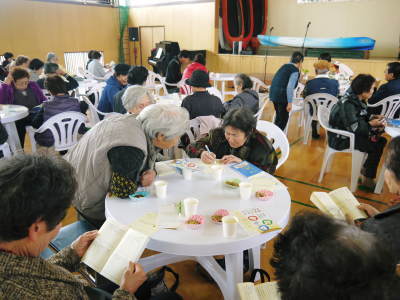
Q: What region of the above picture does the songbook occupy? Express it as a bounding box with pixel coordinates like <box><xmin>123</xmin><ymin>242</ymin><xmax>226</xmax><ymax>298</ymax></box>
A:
<box><xmin>82</xmin><ymin>219</ymin><xmax>149</xmax><ymax>285</ymax></box>
<box><xmin>310</xmin><ymin>187</ymin><xmax>367</xmax><ymax>221</ymax></box>
<box><xmin>230</xmin><ymin>161</ymin><xmax>263</xmax><ymax>178</ymax></box>
<box><xmin>233</xmin><ymin>208</ymin><xmax>281</xmax><ymax>235</ymax></box>
<box><xmin>238</xmin><ymin>281</ymin><xmax>281</xmax><ymax>300</ymax></box>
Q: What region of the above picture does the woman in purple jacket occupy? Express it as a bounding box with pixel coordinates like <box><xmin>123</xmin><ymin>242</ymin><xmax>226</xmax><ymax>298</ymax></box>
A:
<box><xmin>0</xmin><ymin>67</ymin><xmax>46</xmax><ymax>146</ymax></box>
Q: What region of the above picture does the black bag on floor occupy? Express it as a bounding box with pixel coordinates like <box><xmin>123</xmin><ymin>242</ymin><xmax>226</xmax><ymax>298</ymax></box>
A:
<box><xmin>249</xmin><ymin>268</ymin><xmax>271</xmax><ymax>283</ymax></box>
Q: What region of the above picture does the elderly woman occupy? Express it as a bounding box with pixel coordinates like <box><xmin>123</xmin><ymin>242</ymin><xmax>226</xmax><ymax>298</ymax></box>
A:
<box><xmin>187</xmin><ymin>108</ymin><xmax>278</xmax><ymax>174</ymax></box>
<box><xmin>28</xmin><ymin>58</ymin><xmax>45</xmax><ymax>82</ymax></box>
<box><xmin>46</xmin><ymin>52</ymin><xmax>59</xmax><ymax>64</ymax></box>
<box><xmin>65</xmin><ymin>104</ymin><xmax>189</xmax><ymax>227</ymax></box>
<box><xmin>0</xmin><ymin>154</ymin><xmax>147</xmax><ymax>299</ymax></box>
<box><xmin>0</xmin><ymin>67</ymin><xmax>46</xmax><ymax>145</ymax></box>
<box><xmin>122</xmin><ymin>85</ymin><xmax>155</xmax><ymax>116</ymax></box>
<box><xmin>224</xmin><ymin>73</ymin><xmax>259</xmax><ymax>114</ymax></box>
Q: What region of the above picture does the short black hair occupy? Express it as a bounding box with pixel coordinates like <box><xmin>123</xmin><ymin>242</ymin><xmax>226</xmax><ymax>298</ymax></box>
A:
<box><xmin>45</xmin><ymin>75</ymin><xmax>67</xmax><ymax>95</ymax></box>
<box><xmin>351</xmin><ymin>74</ymin><xmax>376</xmax><ymax>95</ymax></box>
<box><xmin>0</xmin><ymin>154</ymin><xmax>77</xmax><ymax>242</ymax></box>
<box><xmin>387</xmin><ymin>62</ymin><xmax>400</xmax><ymax>79</ymax></box>
<box><xmin>3</xmin><ymin>52</ymin><xmax>13</xmax><ymax>60</ymax></box>
<box><xmin>222</xmin><ymin>108</ymin><xmax>256</xmax><ymax>136</ymax></box>
<box><xmin>178</xmin><ymin>50</ymin><xmax>191</xmax><ymax>59</ymax></box>
<box><xmin>128</xmin><ymin>66</ymin><xmax>148</xmax><ymax>85</ymax></box>
<box><xmin>235</xmin><ymin>73</ymin><xmax>253</xmax><ymax>90</ymax></box>
<box><xmin>88</xmin><ymin>50</ymin><xmax>95</xmax><ymax>59</ymax></box>
<box><xmin>29</xmin><ymin>58</ymin><xmax>44</xmax><ymax>71</ymax></box>
<box><xmin>15</xmin><ymin>55</ymin><xmax>29</xmax><ymax>66</ymax></box>
<box><xmin>92</xmin><ymin>51</ymin><xmax>102</xmax><ymax>60</ymax></box>
<box><xmin>271</xmin><ymin>211</ymin><xmax>400</xmax><ymax>300</ymax></box>
<box><xmin>319</xmin><ymin>52</ymin><xmax>332</xmax><ymax>62</ymax></box>
<box><xmin>11</xmin><ymin>67</ymin><xmax>30</xmax><ymax>81</ymax></box>
<box><xmin>290</xmin><ymin>51</ymin><xmax>304</xmax><ymax>64</ymax></box>
<box><xmin>44</xmin><ymin>62</ymin><xmax>59</xmax><ymax>74</ymax></box>
<box><xmin>114</xmin><ymin>63</ymin><xmax>130</xmax><ymax>76</ymax></box>
<box><xmin>194</xmin><ymin>54</ymin><xmax>206</xmax><ymax>66</ymax></box>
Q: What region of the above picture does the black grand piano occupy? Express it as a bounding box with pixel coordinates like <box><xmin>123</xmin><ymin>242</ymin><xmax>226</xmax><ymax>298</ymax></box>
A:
<box><xmin>148</xmin><ymin>41</ymin><xmax>206</xmax><ymax>76</ymax></box>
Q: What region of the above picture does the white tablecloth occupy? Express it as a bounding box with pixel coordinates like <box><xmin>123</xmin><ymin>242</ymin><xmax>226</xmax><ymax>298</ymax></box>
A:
<box><xmin>0</xmin><ymin>105</ymin><xmax>29</xmax><ymax>152</ymax></box>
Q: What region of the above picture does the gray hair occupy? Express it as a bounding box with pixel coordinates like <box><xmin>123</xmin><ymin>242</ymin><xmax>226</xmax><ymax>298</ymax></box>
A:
<box><xmin>46</xmin><ymin>52</ymin><xmax>57</xmax><ymax>63</ymax></box>
<box><xmin>122</xmin><ymin>85</ymin><xmax>154</xmax><ymax>111</ymax></box>
<box><xmin>137</xmin><ymin>104</ymin><xmax>189</xmax><ymax>139</ymax></box>
<box><xmin>316</xmin><ymin>68</ymin><xmax>329</xmax><ymax>75</ymax></box>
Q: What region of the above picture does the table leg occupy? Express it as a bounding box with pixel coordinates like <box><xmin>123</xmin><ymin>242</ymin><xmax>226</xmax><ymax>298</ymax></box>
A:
<box><xmin>225</xmin><ymin>252</ymin><xmax>243</xmax><ymax>300</ymax></box>
<box><xmin>4</xmin><ymin>122</ymin><xmax>22</xmax><ymax>154</ymax></box>
<box><xmin>374</xmin><ymin>166</ymin><xmax>385</xmax><ymax>194</ymax></box>
<box><xmin>139</xmin><ymin>253</ymin><xmax>194</xmax><ymax>272</ymax></box>
<box><xmin>248</xmin><ymin>246</ymin><xmax>261</xmax><ymax>281</ymax></box>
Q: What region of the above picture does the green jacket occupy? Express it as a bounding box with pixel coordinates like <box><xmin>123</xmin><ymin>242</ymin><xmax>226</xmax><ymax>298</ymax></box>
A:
<box><xmin>328</xmin><ymin>90</ymin><xmax>371</xmax><ymax>150</ymax></box>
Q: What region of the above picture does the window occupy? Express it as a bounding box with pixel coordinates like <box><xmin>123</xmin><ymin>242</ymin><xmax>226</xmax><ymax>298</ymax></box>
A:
<box><xmin>32</xmin><ymin>0</ymin><xmax>116</xmax><ymax>6</ymax></box>
<box><xmin>298</xmin><ymin>0</ymin><xmax>352</xmax><ymax>3</ymax></box>
<box><xmin>64</xmin><ymin>51</ymin><xmax>104</xmax><ymax>75</ymax></box>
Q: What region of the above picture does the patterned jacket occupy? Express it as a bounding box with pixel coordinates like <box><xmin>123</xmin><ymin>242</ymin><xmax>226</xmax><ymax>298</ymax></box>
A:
<box><xmin>0</xmin><ymin>246</ymin><xmax>135</xmax><ymax>300</ymax></box>
<box><xmin>186</xmin><ymin>127</ymin><xmax>278</xmax><ymax>174</ymax></box>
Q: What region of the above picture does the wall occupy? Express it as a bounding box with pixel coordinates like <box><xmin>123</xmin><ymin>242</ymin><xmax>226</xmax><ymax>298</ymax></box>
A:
<box><xmin>0</xmin><ymin>0</ymin><xmax>120</xmax><ymax>67</ymax></box>
<box><xmin>128</xmin><ymin>2</ymin><xmax>216</xmax><ymax>65</ymax></box>
<box><xmin>268</xmin><ymin>0</ymin><xmax>400</xmax><ymax>58</ymax></box>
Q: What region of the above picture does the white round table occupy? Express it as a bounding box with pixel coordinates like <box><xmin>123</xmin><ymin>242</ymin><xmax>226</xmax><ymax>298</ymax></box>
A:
<box><xmin>106</xmin><ymin>162</ymin><xmax>291</xmax><ymax>300</ymax></box>
<box><xmin>0</xmin><ymin>105</ymin><xmax>29</xmax><ymax>153</ymax></box>
<box><xmin>209</xmin><ymin>73</ymin><xmax>237</xmax><ymax>101</ymax></box>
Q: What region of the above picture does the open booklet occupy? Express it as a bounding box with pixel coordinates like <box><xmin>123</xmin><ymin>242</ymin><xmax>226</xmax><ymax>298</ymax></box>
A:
<box><xmin>238</xmin><ymin>281</ymin><xmax>281</xmax><ymax>300</ymax></box>
<box><xmin>82</xmin><ymin>219</ymin><xmax>150</xmax><ymax>285</ymax></box>
<box><xmin>310</xmin><ymin>187</ymin><xmax>367</xmax><ymax>221</ymax></box>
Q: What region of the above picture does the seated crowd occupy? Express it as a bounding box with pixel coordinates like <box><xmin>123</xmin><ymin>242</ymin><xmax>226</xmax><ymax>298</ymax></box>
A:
<box><xmin>0</xmin><ymin>48</ymin><xmax>400</xmax><ymax>299</ymax></box>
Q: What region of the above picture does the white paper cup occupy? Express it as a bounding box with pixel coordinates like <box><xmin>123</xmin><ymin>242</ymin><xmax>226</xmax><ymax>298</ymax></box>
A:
<box><xmin>210</xmin><ymin>165</ymin><xmax>223</xmax><ymax>181</ymax></box>
<box><xmin>184</xmin><ymin>197</ymin><xmax>199</xmax><ymax>218</ymax></box>
<box><xmin>239</xmin><ymin>182</ymin><xmax>253</xmax><ymax>200</ymax></box>
<box><xmin>222</xmin><ymin>215</ymin><xmax>239</xmax><ymax>238</ymax></box>
<box><xmin>182</xmin><ymin>168</ymin><xmax>192</xmax><ymax>180</ymax></box>
<box><xmin>154</xmin><ymin>180</ymin><xmax>167</xmax><ymax>199</ymax></box>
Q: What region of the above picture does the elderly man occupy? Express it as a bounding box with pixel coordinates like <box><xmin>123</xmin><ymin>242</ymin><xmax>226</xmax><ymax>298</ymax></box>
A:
<box><xmin>122</xmin><ymin>85</ymin><xmax>155</xmax><ymax>116</ymax></box>
<box><xmin>65</xmin><ymin>104</ymin><xmax>189</xmax><ymax>227</ymax></box>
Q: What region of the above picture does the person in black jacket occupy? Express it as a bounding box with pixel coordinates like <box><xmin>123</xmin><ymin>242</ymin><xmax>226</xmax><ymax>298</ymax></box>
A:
<box><xmin>165</xmin><ymin>50</ymin><xmax>191</xmax><ymax>93</ymax></box>
<box><xmin>358</xmin><ymin>136</ymin><xmax>400</xmax><ymax>263</ymax></box>
<box><xmin>0</xmin><ymin>121</ymin><xmax>8</xmax><ymax>158</ymax></box>
<box><xmin>368</xmin><ymin>62</ymin><xmax>400</xmax><ymax>115</ymax></box>
<box><xmin>37</xmin><ymin>63</ymin><xmax>79</xmax><ymax>92</ymax></box>
<box><xmin>329</xmin><ymin>74</ymin><xmax>386</xmax><ymax>190</ymax></box>
<box><xmin>224</xmin><ymin>73</ymin><xmax>259</xmax><ymax>114</ymax></box>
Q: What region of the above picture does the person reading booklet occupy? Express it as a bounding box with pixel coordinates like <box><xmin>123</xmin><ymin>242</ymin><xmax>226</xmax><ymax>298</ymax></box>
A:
<box><xmin>310</xmin><ymin>187</ymin><xmax>367</xmax><ymax>221</ymax></box>
<box><xmin>82</xmin><ymin>219</ymin><xmax>149</xmax><ymax>285</ymax></box>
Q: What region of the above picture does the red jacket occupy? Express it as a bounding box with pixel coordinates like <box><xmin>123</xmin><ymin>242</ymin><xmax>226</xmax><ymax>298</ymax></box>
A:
<box><xmin>181</xmin><ymin>62</ymin><xmax>209</xmax><ymax>94</ymax></box>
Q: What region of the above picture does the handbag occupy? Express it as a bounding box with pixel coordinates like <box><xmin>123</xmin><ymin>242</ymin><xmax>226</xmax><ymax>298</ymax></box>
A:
<box><xmin>249</xmin><ymin>268</ymin><xmax>271</xmax><ymax>283</ymax></box>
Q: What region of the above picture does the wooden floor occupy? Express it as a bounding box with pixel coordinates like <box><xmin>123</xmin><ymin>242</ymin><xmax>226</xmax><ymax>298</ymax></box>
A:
<box><xmin>54</xmin><ymin>101</ymin><xmax>392</xmax><ymax>300</ymax></box>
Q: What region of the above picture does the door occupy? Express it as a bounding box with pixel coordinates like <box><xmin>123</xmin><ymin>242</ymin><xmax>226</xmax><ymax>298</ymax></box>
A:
<box><xmin>139</xmin><ymin>26</ymin><xmax>165</xmax><ymax>69</ymax></box>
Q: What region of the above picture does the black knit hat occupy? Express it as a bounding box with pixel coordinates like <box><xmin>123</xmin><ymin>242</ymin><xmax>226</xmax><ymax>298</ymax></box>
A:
<box><xmin>185</xmin><ymin>70</ymin><xmax>211</xmax><ymax>87</ymax></box>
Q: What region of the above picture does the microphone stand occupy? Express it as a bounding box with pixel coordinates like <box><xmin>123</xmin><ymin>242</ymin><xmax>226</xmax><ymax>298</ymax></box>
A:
<box><xmin>263</xmin><ymin>27</ymin><xmax>274</xmax><ymax>83</ymax></box>
<box><xmin>301</xmin><ymin>22</ymin><xmax>311</xmax><ymax>56</ymax></box>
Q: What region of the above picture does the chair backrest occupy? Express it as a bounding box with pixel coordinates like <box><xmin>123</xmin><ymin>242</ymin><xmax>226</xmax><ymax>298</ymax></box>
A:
<box><xmin>145</xmin><ymin>71</ymin><xmax>168</xmax><ymax>96</ymax></box>
<box><xmin>368</xmin><ymin>94</ymin><xmax>400</xmax><ymax>119</ymax></box>
<box><xmin>36</xmin><ymin>111</ymin><xmax>86</xmax><ymax>151</ymax></box>
<box><xmin>294</xmin><ymin>82</ymin><xmax>305</xmax><ymax>99</ymax></box>
<box><xmin>206</xmin><ymin>87</ymin><xmax>223</xmax><ymax>102</ymax></box>
<box><xmin>250</xmin><ymin>76</ymin><xmax>267</xmax><ymax>93</ymax></box>
<box><xmin>304</xmin><ymin>93</ymin><xmax>338</xmax><ymax>120</ymax></box>
<box><xmin>254</xmin><ymin>99</ymin><xmax>268</xmax><ymax>122</ymax></box>
<box><xmin>86</xmin><ymin>82</ymin><xmax>106</xmax><ymax>107</ymax></box>
<box><xmin>0</xmin><ymin>142</ymin><xmax>11</xmax><ymax>158</ymax></box>
<box><xmin>256</xmin><ymin>120</ymin><xmax>289</xmax><ymax>169</ymax></box>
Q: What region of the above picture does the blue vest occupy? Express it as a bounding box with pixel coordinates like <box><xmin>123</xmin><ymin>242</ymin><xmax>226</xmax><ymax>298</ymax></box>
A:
<box><xmin>269</xmin><ymin>63</ymin><xmax>299</xmax><ymax>103</ymax></box>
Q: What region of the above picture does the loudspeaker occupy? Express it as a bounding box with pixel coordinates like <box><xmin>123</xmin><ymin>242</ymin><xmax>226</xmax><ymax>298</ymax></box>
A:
<box><xmin>128</xmin><ymin>27</ymin><xmax>139</xmax><ymax>41</ymax></box>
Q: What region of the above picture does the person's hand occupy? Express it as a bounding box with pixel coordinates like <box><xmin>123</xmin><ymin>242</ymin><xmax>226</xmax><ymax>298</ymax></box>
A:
<box><xmin>221</xmin><ymin>155</ymin><xmax>242</xmax><ymax>164</ymax></box>
<box><xmin>286</xmin><ymin>103</ymin><xmax>292</xmax><ymax>112</ymax></box>
<box><xmin>120</xmin><ymin>262</ymin><xmax>147</xmax><ymax>294</ymax></box>
<box><xmin>140</xmin><ymin>169</ymin><xmax>156</xmax><ymax>187</ymax></box>
<box><xmin>71</xmin><ymin>230</ymin><xmax>98</xmax><ymax>258</ymax></box>
<box><xmin>56</xmin><ymin>69</ymin><xmax>66</xmax><ymax>76</ymax></box>
<box><xmin>200</xmin><ymin>150</ymin><xmax>216</xmax><ymax>164</ymax></box>
<box><xmin>369</xmin><ymin>118</ymin><xmax>385</xmax><ymax>127</ymax></box>
<box><xmin>358</xmin><ymin>203</ymin><xmax>380</xmax><ymax>218</ymax></box>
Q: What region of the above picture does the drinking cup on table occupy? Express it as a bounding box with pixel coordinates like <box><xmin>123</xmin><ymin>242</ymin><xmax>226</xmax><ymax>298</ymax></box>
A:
<box><xmin>239</xmin><ymin>182</ymin><xmax>253</xmax><ymax>201</ymax></box>
<box><xmin>184</xmin><ymin>197</ymin><xmax>199</xmax><ymax>218</ymax></box>
<box><xmin>222</xmin><ymin>215</ymin><xmax>239</xmax><ymax>238</ymax></box>
<box><xmin>182</xmin><ymin>168</ymin><xmax>192</xmax><ymax>180</ymax></box>
<box><xmin>154</xmin><ymin>180</ymin><xmax>167</xmax><ymax>199</ymax></box>
<box><xmin>211</xmin><ymin>165</ymin><xmax>223</xmax><ymax>181</ymax></box>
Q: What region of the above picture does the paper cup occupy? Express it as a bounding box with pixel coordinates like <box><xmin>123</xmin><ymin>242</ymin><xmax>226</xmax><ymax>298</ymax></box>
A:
<box><xmin>210</xmin><ymin>165</ymin><xmax>223</xmax><ymax>181</ymax></box>
<box><xmin>154</xmin><ymin>180</ymin><xmax>167</xmax><ymax>199</ymax></box>
<box><xmin>222</xmin><ymin>215</ymin><xmax>239</xmax><ymax>238</ymax></box>
<box><xmin>184</xmin><ymin>197</ymin><xmax>199</xmax><ymax>218</ymax></box>
<box><xmin>182</xmin><ymin>168</ymin><xmax>192</xmax><ymax>180</ymax></box>
<box><xmin>239</xmin><ymin>182</ymin><xmax>253</xmax><ymax>200</ymax></box>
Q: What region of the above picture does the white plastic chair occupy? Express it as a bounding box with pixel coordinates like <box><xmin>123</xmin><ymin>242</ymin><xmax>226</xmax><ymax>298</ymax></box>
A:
<box><xmin>256</xmin><ymin>120</ymin><xmax>289</xmax><ymax>170</ymax></box>
<box><xmin>254</xmin><ymin>98</ymin><xmax>269</xmax><ymax>122</ymax></box>
<box><xmin>367</xmin><ymin>94</ymin><xmax>400</xmax><ymax>118</ymax></box>
<box><xmin>146</xmin><ymin>71</ymin><xmax>168</xmax><ymax>97</ymax></box>
<box><xmin>318</xmin><ymin>106</ymin><xmax>367</xmax><ymax>192</ymax></box>
<box><xmin>84</xmin><ymin>82</ymin><xmax>106</xmax><ymax>108</ymax></box>
<box><xmin>26</xmin><ymin>111</ymin><xmax>87</xmax><ymax>153</ymax></box>
<box><xmin>178</xmin><ymin>81</ymin><xmax>193</xmax><ymax>96</ymax></box>
<box><xmin>80</xmin><ymin>95</ymin><xmax>112</xmax><ymax>127</ymax></box>
<box><xmin>303</xmin><ymin>93</ymin><xmax>338</xmax><ymax>144</ymax></box>
<box><xmin>250</xmin><ymin>76</ymin><xmax>269</xmax><ymax>103</ymax></box>
<box><xmin>0</xmin><ymin>142</ymin><xmax>11</xmax><ymax>158</ymax></box>
<box><xmin>206</xmin><ymin>87</ymin><xmax>223</xmax><ymax>102</ymax></box>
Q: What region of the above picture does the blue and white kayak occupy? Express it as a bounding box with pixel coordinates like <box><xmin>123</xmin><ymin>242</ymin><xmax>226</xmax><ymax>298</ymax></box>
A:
<box><xmin>257</xmin><ymin>35</ymin><xmax>375</xmax><ymax>50</ymax></box>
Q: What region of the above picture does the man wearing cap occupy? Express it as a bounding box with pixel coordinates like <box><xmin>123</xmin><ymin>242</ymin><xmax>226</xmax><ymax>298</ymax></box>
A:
<box><xmin>304</xmin><ymin>60</ymin><xmax>339</xmax><ymax>138</ymax></box>
<box><xmin>181</xmin><ymin>70</ymin><xmax>225</xmax><ymax>120</ymax></box>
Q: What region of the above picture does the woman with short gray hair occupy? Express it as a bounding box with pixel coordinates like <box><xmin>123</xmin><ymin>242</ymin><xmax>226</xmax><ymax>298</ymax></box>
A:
<box><xmin>65</xmin><ymin>104</ymin><xmax>189</xmax><ymax>227</ymax></box>
<box><xmin>122</xmin><ymin>85</ymin><xmax>155</xmax><ymax>115</ymax></box>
